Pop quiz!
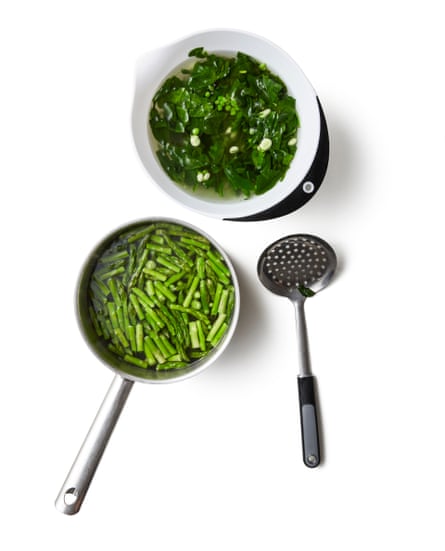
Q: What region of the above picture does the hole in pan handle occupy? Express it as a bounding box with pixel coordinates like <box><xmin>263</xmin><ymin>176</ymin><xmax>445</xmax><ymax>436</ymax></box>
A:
<box><xmin>55</xmin><ymin>375</ymin><xmax>133</xmax><ymax>515</ymax></box>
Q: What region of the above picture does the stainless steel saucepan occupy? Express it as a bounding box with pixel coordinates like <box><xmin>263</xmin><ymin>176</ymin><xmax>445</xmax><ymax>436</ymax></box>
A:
<box><xmin>55</xmin><ymin>218</ymin><xmax>240</xmax><ymax>514</ymax></box>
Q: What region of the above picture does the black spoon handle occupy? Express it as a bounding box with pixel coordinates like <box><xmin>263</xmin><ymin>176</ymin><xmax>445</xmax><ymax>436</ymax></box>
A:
<box><xmin>298</xmin><ymin>375</ymin><xmax>320</xmax><ymax>468</ymax></box>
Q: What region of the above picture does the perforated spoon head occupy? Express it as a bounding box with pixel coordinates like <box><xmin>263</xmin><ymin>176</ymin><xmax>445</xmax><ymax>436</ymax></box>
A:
<box><xmin>257</xmin><ymin>234</ymin><xmax>337</xmax><ymax>301</ymax></box>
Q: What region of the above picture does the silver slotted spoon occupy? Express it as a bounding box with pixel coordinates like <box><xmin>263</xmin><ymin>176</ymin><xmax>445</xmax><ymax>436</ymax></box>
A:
<box><xmin>257</xmin><ymin>234</ymin><xmax>337</xmax><ymax>467</ymax></box>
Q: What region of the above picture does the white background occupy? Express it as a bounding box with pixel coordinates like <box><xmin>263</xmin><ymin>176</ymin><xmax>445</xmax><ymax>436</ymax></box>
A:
<box><xmin>1</xmin><ymin>1</ymin><xmax>444</xmax><ymax>549</ymax></box>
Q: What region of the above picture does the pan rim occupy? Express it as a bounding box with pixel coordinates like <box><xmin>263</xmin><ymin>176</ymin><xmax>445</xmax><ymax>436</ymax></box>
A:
<box><xmin>76</xmin><ymin>217</ymin><xmax>240</xmax><ymax>384</ymax></box>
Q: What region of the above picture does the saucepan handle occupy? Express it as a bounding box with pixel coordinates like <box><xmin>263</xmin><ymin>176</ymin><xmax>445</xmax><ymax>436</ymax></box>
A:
<box><xmin>55</xmin><ymin>375</ymin><xmax>134</xmax><ymax>515</ymax></box>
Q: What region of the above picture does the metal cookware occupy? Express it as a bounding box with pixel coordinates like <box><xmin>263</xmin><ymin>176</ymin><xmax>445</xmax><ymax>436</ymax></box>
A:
<box><xmin>55</xmin><ymin>218</ymin><xmax>240</xmax><ymax>514</ymax></box>
<box><xmin>257</xmin><ymin>234</ymin><xmax>337</xmax><ymax>467</ymax></box>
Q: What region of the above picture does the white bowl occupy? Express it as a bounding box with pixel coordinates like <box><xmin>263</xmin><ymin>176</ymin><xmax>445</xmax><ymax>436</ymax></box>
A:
<box><xmin>132</xmin><ymin>29</ymin><xmax>328</xmax><ymax>221</ymax></box>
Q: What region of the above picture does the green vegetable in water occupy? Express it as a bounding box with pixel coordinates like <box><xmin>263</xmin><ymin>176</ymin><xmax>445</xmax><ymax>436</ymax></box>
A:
<box><xmin>87</xmin><ymin>222</ymin><xmax>235</xmax><ymax>371</ymax></box>
<box><xmin>149</xmin><ymin>48</ymin><xmax>299</xmax><ymax>198</ymax></box>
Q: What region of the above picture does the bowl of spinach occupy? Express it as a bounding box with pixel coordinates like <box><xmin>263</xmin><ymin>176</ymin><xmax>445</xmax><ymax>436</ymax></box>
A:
<box><xmin>132</xmin><ymin>30</ymin><xmax>329</xmax><ymax>221</ymax></box>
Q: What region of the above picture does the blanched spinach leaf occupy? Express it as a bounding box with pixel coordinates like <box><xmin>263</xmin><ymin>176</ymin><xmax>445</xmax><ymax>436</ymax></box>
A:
<box><xmin>149</xmin><ymin>49</ymin><xmax>299</xmax><ymax>197</ymax></box>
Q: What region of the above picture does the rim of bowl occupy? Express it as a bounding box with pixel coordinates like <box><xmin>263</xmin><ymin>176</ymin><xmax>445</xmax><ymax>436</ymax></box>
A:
<box><xmin>76</xmin><ymin>217</ymin><xmax>240</xmax><ymax>384</ymax></box>
<box><xmin>132</xmin><ymin>28</ymin><xmax>321</xmax><ymax>219</ymax></box>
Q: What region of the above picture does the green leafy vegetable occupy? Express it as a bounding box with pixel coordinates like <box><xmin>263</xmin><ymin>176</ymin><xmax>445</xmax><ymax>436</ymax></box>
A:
<box><xmin>87</xmin><ymin>222</ymin><xmax>235</xmax><ymax>371</ymax></box>
<box><xmin>149</xmin><ymin>49</ymin><xmax>299</xmax><ymax>197</ymax></box>
<box><xmin>297</xmin><ymin>285</ymin><xmax>315</xmax><ymax>298</ymax></box>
